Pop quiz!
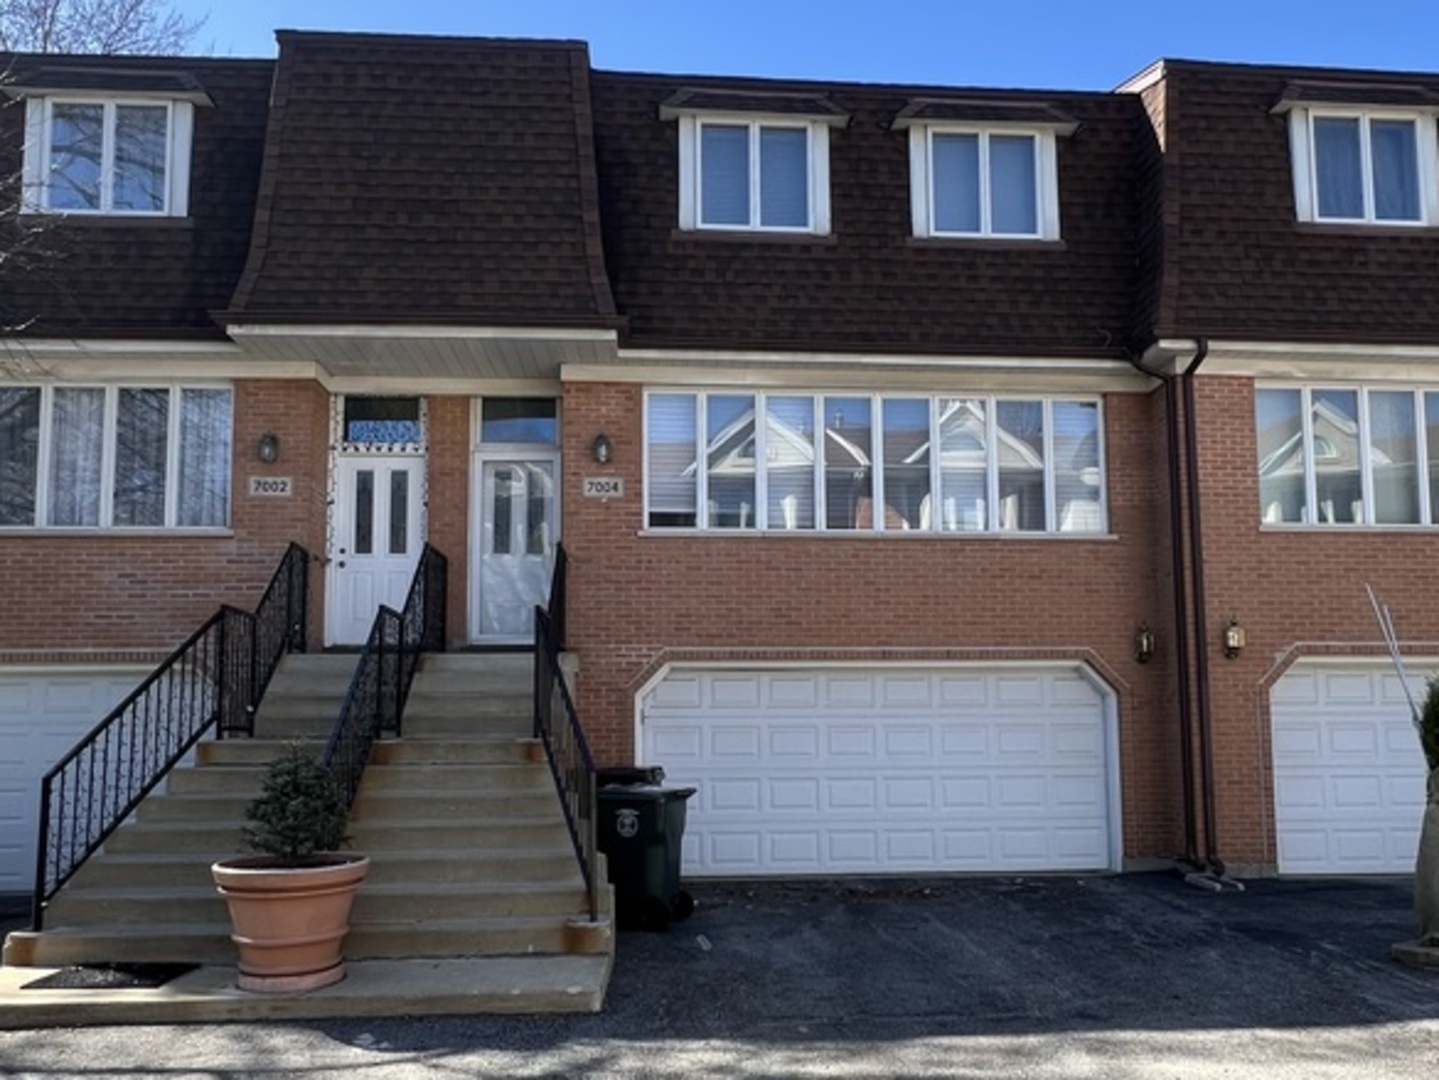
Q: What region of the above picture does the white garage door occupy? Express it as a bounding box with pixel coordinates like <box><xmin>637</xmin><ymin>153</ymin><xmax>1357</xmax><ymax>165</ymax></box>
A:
<box><xmin>0</xmin><ymin>668</ymin><xmax>145</xmax><ymax>895</ymax></box>
<box><xmin>1271</xmin><ymin>662</ymin><xmax>1432</xmax><ymax>874</ymax></box>
<box><xmin>639</xmin><ymin>665</ymin><xmax>1117</xmax><ymax>876</ymax></box>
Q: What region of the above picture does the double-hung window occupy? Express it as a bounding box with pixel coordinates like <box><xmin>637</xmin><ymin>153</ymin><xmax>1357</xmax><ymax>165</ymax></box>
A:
<box><xmin>664</xmin><ymin>91</ymin><xmax>843</xmax><ymax>235</ymax></box>
<box><xmin>1255</xmin><ymin>385</ymin><xmax>1439</xmax><ymax>526</ymax></box>
<box><xmin>20</xmin><ymin>96</ymin><xmax>196</xmax><ymax>216</ymax></box>
<box><xmin>0</xmin><ymin>384</ymin><xmax>232</xmax><ymax>529</ymax></box>
<box><xmin>911</xmin><ymin>128</ymin><xmax>1059</xmax><ymax>239</ymax></box>
<box><xmin>1278</xmin><ymin>93</ymin><xmax>1439</xmax><ymax>225</ymax></box>
<box><xmin>894</xmin><ymin>100</ymin><xmax>1074</xmax><ymax>241</ymax></box>
<box><xmin>645</xmin><ymin>390</ymin><xmax>1105</xmax><ymax>534</ymax></box>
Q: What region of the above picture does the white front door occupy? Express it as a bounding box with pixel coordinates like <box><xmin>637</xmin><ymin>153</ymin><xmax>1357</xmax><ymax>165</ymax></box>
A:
<box><xmin>474</xmin><ymin>457</ymin><xmax>558</xmax><ymax>642</ymax></box>
<box><xmin>327</xmin><ymin>455</ymin><xmax>425</xmax><ymax>646</ymax></box>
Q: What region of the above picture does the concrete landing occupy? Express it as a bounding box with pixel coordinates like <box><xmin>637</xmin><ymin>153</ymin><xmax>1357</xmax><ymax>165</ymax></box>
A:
<box><xmin>0</xmin><ymin>953</ymin><xmax>611</xmax><ymax>1028</ymax></box>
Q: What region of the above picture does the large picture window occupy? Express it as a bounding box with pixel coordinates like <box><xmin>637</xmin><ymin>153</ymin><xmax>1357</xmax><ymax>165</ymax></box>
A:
<box><xmin>0</xmin><ymin>384</ymin><xmax>232</xmax><ymax>529</ymax></box>
<box><xmin>645</xmin><ymin>390</ymin><xmax>1105</xmax><ymax>534</ymax></box>
<box><xmin>1256</xmin><ymin>385</ymin><xmax>1439</xmax><ymax>526</ymax></box>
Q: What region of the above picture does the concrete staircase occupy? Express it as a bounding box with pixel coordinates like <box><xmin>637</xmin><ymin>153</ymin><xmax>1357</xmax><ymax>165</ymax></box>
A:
<box><xmin>1</xmin><ymin>652</ymin><xmax>613</xmax><ymax>1013</ymax></box>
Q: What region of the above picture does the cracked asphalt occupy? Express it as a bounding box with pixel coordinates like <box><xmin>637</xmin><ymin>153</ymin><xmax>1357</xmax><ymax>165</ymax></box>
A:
<box><xmin>1</xmin><ymin>872</ymin><xmax>1437</xmax><ymax>1078</ymax></box>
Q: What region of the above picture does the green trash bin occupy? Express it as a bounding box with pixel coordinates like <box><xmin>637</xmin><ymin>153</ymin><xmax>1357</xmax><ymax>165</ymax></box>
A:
<box><xmin>596</xmin><ymin>780</ymin><xmax>696</xmax><ymax>930</ymax></box>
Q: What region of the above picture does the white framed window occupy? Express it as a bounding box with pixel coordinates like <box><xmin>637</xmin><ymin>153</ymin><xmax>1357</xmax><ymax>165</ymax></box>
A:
<box><xmin>0</xmin><ymin>384</ymin><xmax>232</xmax><ymax>529</ymax></box>
<box><xmin>1255</xmin><ymin>384</ymin><xmax>1439</xmax><ymax>526</ymax></box>
<box><xmin>676</xmin><ymin>115</ymin><xmax>831</xmax><ymax>234</ymax></box>
<box><xmin>908</xmin><ymin>126</ymin><xmax>1061</xmax><ymax>240</ymax></box>
<box><xmin>1285</xmin><ymin>108</ymin><xmax>1438</xmax><ymax>225</ymax></box>
<box><xmin>644</xmin><ymin>390</ymin><xmax>1105</xmax><ymax>534</ymax></box>
<box><xmin>21</xmin><ymin>96</ymin><xmax>194</xmax><ymax>216</ymax></box>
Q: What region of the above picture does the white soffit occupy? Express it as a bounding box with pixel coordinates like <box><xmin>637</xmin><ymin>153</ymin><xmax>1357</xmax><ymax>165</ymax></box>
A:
<box><xmin>1144</xmin><ymin>338</ymin><xmax>1439</xmax><ymax>380</ymax></box>
<box><xmin>225</xmin><ymin>324</ymin><xmax>619</xmax><ymax>381</ymax></box>
<box><xmin>572</xmin><ymin>348</ymin><xmax>1152</xmax><ymax>392</ymax></box>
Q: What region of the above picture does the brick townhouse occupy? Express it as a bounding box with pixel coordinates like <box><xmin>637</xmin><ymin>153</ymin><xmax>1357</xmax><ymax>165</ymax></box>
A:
<box><xmin>1</xmin><ymin>31</ymin><xmax>1437</xmax><ymax>897</ymax></box>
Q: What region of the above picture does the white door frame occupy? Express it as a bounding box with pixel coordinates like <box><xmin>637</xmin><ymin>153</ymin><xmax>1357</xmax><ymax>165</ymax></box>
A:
<box><xmin>325</xmin><ymin>451</ymin><xmax>426</xmax><ymax>647</ymax></box>
<box><xmin>634</xmin><ymin>659</ymin><xmax>1124</xmax><ymax>873</ymax></box>
<box><xmin>469</xmin><ymin>446</ymin><xmax>562</xmax><ymax>644</ymax></box>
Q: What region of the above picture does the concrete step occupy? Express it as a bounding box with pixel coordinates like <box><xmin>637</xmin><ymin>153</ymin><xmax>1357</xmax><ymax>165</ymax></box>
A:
<box><xmin>351</xmin><ymin>790</ymin><xmax>560</xmax><ymax>821</ymax></box>
<box><xmin>102</xmin><ymin>821</ymin><xmax>245</xmax><ymax>856</ymax></box>
<box><xmin>195</xmin><ymin>739</ymin><xmax>326</xmax><ymax>766</ymax></box>
<box><xmin>419</xmin><ymin>652</ymin><xmax>534</xmax><ymax>677</ymax></box>
<box><xmin>137</xmin><ymin>794</ymin><xmax>251</xmax><ymax>823</ymax></box>
<box><xmin>401</xmin><ymin>694</ymin><xmax>530</xmax><ymax>720</ymax></box>
<box><xmin>348</xmin><ymin>817</ymin><xmax>571</xmax><ymax>850</ymax></box>
<box><xmin>370</xmin><ymin>738</ymin><xmax>541</xmax><ymax>765</ymax></box>
<box><xmin>401</xmin><ymin>714</ymin><xmax>532</xmax><ymax>738</ymax></box>
<box><xmin>359</xmin><ymin>762</ymin><xmax>552</xmax><ymax>793</ymax></box>
<box><xmin>0</xmin><ymin>954</ymin><xmax>611</xmax><ymax>1026</ymax></box>
<box><xmin>165</xmin><ymin>765</ymin><xmax>266</xmax><ymax>795</ymax></box>
<box><xmin>4</xmin><ymin>910</ymin><xmax>611</xmax><ymax>968</ymax></box>
<box><xmin>47</xmin><ymin>880</ymin><xmax>591</xmax><ymax>927</ymax></box>
<box><xmin>68</xmin><ymin>847</ymin><xmax>583</xmax><ymax>890</ymax></box>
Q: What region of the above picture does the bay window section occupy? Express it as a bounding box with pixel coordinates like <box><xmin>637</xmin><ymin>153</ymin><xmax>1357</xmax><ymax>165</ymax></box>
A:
<box><xmin>881</xmin><ymin>398</ymin><xmax>930</xmax><ymax>530</ymax></box>
<box><xmin>824</xmin><ymin>396</ymin><xmax>872</xmax><ymax>531</ymax></box>
<box><xmin>646</xmin><ymin>390</ymin><xmax>1106</xmax><ymax>535</ymax></box>
<box><xmin>996</xmin><ymin>401</ymin><xmax>1046</xmax><ymax>532</ymax></box>
<box><xmin>706</xmin><ymin>394</ymin><xmax>756</xmax><ymax>529</ymax></box>
<box><xmin>0</xmin><ymin>388</ymin><xmax>40</xmax><ymax>526</ymax></box>
<box><xmin>646</xmin><ymin>394</ymin><xmax>698</xmax><ymax>528</ymax></box>
<box><xmin>1256</xmin><ymin>385</ymin><xmax>1439</xmax><ymax>527</ymax></box>
<box><xmin>1370</xmin><ymin>391</ymin><xmax>1419</xmax><ymax>525</ymax></box>
<box><xmin>0</xmin><ymin>384</ymin><xmax>231</xmax><ymax>530</ymax></box>
<box><xmin>766</xmin><ymin>396</ymin><xmax>816</xmax><ymax>530</ymax></box>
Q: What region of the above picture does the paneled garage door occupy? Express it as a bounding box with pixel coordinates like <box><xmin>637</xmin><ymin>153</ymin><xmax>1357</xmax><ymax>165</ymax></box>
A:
<box><xmin>639</xmin><ymin>665</ymin><xmax>1117</xmax><ymax>876</ymax></box>
<box><xmin>1271</xmin><ymin>662</ymin><xmax>1433</xmax><ymax>874</ymax></box>
<box><xmin>0</xmin><ymin>668</ymin><xmax>145</xmax><ymax>895</ymax></box>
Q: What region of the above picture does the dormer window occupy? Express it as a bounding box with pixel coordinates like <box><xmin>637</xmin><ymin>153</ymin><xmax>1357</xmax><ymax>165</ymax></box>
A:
<box><xmin>893</xmin><ymin>100</ymin><xmax>1076</xmax><ymax>242</ymax></box>
<box><xmin>1274</xmin><ymin>84</ymin><xmax>1439</xmax><ymax>226</ymax></box>
<box><xmin>660</xmin><ymin>89</ymin><xmax>847</xmax><ymax>236</ymax></box>
<box><xmin>8</xmin><ymin>67</ymin><xmax>210</xmax><ymax>218</ymax></box>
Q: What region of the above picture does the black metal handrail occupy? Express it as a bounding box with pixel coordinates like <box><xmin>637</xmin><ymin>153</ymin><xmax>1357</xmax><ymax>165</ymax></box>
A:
<box><xmin>321</xmin><ymin>543</ymin><xmax>447</xmax><ymax>807</ymax></box>
<box><xmin>534</xmin><ymin>599</ymin><xmax>599</xmax><ymax>922</ymax></box>
<box><xmin>548</xmin><ymin>543</ymin><xmax>568</xmax><ymax>650</ymax></box>
<box><xmin>31</xmin><ymin>543</ymin><xmax>310</xmax><ymax>929</ymax></box>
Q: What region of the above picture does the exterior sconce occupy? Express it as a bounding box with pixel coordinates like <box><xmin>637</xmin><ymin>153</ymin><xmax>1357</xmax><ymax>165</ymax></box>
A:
<box><xmin>591</xmin><ymin>433</ymin><xmax>613</xmax><ymax>465</ymax></box>
<box><xmin>257</xmin><ymin>433</ymin><xmax>280</xmax><ymax>464</ymax></box>
<box><xmin>1223</xmin><ymin>618</ymin><xmax>1246</xmax><ymax>660</ymax></box>
<box><xmin>1133</xmin><ymin>624</ymin><xmax>1155</xmax><ymax>664</ymax></box>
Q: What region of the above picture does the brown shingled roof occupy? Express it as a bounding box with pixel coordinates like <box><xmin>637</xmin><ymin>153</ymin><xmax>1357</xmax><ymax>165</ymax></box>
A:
<box><xmin>223</xmin><ymin>31</ymin><xmax>617</xmax><ymax>327</ymax></box>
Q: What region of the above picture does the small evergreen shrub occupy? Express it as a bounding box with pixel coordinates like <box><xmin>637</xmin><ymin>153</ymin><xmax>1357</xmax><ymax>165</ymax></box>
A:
<box><xmin>242</xmin><ymin>744</ymin><xmax>349</xmax><ymax>866</ymax></box>
<box><xmin>1422</xmin><ymin>679</ymin><xmax>1439</xmax><ymax>774</ymax></box>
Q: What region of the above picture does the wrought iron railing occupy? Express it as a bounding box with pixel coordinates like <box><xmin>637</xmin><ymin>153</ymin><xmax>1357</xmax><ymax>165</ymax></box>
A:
<box><xmin>31</xmin><ymin>543</ymin><xmax>310</xmax><ymax>929</ymax></box>
<box><xmin>321</xmin><ymin>543</ymin><xmax>447</xmax><ymax>807</ymax></box>
<box><xmin>533</xmin><ymin>556</ymin><xmax>598</xmax><ymax>920</ymax></box>
<box><xmin>548</xmin><ymin>543</ymin><xmax>568</xmax><ymax>651</ymax></box>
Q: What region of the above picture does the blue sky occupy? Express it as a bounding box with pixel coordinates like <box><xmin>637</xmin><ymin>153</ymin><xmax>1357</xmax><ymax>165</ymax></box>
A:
<box><xmin>173</xmin><ymin>1</ymin><xmax>1439</xmax><ymax>89</ymax></box>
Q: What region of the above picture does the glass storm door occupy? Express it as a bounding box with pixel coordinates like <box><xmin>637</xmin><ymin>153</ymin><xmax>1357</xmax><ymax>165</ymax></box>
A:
<box><xmin>478</xmin><ymin>459</ymin><xmax>556</xmax><ymax>640</ymax></box>
<box><xmin>327</xmin><ymin>456</ymin><xmax>424</xmax><ymax>646</ymax></box>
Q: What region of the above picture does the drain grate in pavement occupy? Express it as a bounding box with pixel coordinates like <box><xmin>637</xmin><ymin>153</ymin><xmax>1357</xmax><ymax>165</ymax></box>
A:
<box><xmin>20</xmin><ymin>963</ymin><xmax>199</xmax><ymax>990</ymax></box>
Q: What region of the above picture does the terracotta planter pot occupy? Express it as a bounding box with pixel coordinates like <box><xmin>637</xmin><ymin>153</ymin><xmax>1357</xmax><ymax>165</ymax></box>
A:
<box><xmin>211</xmin><ymin>853</ymin><xmax>370</xmax><ymax>993</ymax></box>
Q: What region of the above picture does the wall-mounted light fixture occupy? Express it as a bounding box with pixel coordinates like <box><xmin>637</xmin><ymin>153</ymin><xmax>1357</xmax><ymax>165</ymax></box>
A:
<box><xmin>257</xmin><ymin>432</ymin><xmax>280</xmax><ymax>464</ymax></box>
<box><xmin>1134</xmin><ymin>624</ymin><xmax>1155</xmax><ymax>664</ymax></box>
<box><xmin>1223</xmin><ymin>617</ymin><xmax>1246</xmax><ymax>660</ymax></box>
<box><xmin>591</xmin><ymin>433</ymin><xmax>614</xmax><ymax>465</ymax></box>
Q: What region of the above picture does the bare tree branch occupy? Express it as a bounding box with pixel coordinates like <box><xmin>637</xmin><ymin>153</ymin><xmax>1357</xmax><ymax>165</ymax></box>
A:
<box><xmin>0</xmin><ymin>0</ymin><xmax>206</xmax><ymax>54</ymax></box>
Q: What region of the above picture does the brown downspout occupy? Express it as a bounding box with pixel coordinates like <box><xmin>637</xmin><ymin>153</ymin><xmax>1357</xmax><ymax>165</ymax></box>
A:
<box><xmin>1130</xmin><ymin>350</ymin><xmax>1200</xmax><ymax>869</ymax></box>
<box><xmin>1178</xmin><ymin>341</ymin><xmax>1225</xmax><ymax>876</ymax></box>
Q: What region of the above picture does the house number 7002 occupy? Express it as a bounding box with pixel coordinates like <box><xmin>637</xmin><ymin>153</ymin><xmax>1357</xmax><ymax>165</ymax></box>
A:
<box><xmin>248</xmin><ymin>476</ymin><xmax>293</xmax><ymax>497</ymax></box>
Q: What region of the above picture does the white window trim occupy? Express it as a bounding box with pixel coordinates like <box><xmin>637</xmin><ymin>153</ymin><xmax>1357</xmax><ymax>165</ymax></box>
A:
<box><xmin>1286</xmin><ymin>107</ymin><xmax>1439</xmax><ymax>226</ymax></box>
<box><xmin>642</xmin><ymin>389</ymin><xmax>1106</xmax><ymax>535</ymax></box>
<box><xmin>677</xmin><ymin>113</ymin><xmax>831</xmax><ymax>235</ymax></box>
<box><xmin>908</xmin><ymin>124</ymin><xmax>1061</xmax><ymax>241</ymax></box>
<box><xmin>21</xmin><ymin>96</ymin><xmax>194</xmax><ymax>217</ymax></box>
<box><xmin>0</xmin><ymin>382</ymin><xmax>232</xmax><ymax>530</ymax></box>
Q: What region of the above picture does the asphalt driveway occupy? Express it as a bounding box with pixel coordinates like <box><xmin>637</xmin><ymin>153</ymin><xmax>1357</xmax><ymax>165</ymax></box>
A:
<box><xmin>1</xmin><ymin>872</ymin><xmax>1437</xmax><ymax>1078</ymax></box>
